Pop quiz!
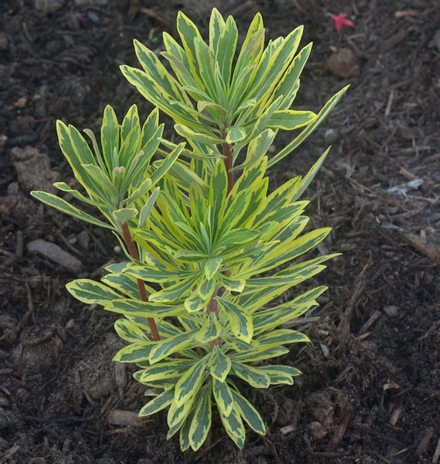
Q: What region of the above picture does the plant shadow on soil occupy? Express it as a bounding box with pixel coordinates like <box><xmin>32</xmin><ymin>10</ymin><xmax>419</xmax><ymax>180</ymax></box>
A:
<box><xmin>0</xmin><ymin>0</ymin><xmax>439</xmax><ymax>463</ymax></box>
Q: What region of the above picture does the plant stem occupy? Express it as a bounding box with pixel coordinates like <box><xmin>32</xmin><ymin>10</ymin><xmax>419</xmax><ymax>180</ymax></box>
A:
<box><xmin>212</xmin><ymin>130</ymin><xmax>234</xmax><ymax>349</ymax></box>
<box><xmin>121</xmin><ymin>221</ymin><xmax>160</xmax><ymax>341</ymax></box>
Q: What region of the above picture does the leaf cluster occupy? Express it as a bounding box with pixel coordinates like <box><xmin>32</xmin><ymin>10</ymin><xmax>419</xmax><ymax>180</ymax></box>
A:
<box><xmin>31</xmin><ymin>8</ymin><xmax>347</xmax><ymax>452</ymax></box>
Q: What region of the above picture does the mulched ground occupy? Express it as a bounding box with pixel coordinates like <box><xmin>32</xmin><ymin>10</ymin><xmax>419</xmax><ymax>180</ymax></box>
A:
<box><xmin>1</xmin><ymin>0</ymin><xmax>439</xmax><ymax>463</ymax></box>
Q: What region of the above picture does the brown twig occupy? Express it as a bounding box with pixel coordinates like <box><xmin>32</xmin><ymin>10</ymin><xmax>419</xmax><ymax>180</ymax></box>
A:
<box><xmin>121</xmin><ymin>221</ymin><xmax>160</xmax><ymax>341</ymax></box>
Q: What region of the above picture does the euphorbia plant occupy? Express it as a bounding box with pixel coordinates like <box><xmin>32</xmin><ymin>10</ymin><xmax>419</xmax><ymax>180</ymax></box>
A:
<box><xmin>32</xmin><ymin>9</ymin><xmax>347</xmax><ymax>452</ymax></box>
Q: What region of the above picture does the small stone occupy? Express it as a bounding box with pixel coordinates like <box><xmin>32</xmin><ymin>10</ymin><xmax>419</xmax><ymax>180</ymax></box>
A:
<box><xmin>429</xmin><ymin>213</ymin><xmax>440</xmax><ymax>224</ymax></box>
<box><xmin>86</xmin><ymin>11</ymin><xmax>101</xmax><ymax>24</ymax></box>
<box><xmin>77</xmin><ymin>231</ymin><xmax>90</xmax><ymax>250</ymax></box>
<box><xmin>27</xmin><ymin>239</ymin><xmax>83</xmax><ymax>273</ymax></box>
<box><xmin>383</xmin><ymin>305</ymin><xmax>399</xmax><ymax>317</ymax></box>
<box><xmin>74</xmin><ymin>0</ymin><xmax>108</xmax><ymax>5</ymax></box>
<box><xmin>0</xmin><ymin>315</ymin><xmax>18</xmax><ymax>344</ymax></box>
<box><xmin>0</xmin><ymin>436</ymin><xmax>10</xmax><ymax>451</ymax></box>
<box><xmin>65</xmin><ymin>12</ymin><xmax>81</xmax><ymax>31</ymax></box>
<box><xmin>428</xmin><ymin>30</ymin><xmax>440</xmax><ymax>52</ymax></box>
<box><xmin>33</xmin><ymin>0</ymin><xmax>64</xmax><ymax>13</ymax></box>
<box><xmin>307</xmin><ymin>421</ymin><xmax>328</xmax><ymax>440</ymax></box>
<box><xmin>6</xmin><ymin>182</ymin><xmax>20</xmax><ymax>196</ymax></box>
<box><xmin>0</xmin><ymin>34</ymin><xmax>8</xmax><ymax>52</ymax></box>
<box><xmin>114</xmin><ymin>362</ymin><xmax>126</xmax><ymax>389</ymax></box>
<box><xmin>11</xmin><ymin>146</ymin><xmax>59</xmax><ymax>194</ymax></box>
<box><xmin>0</xmin><ymin>407</ymin><xmax>19</xmax><ymax>429</ymax></box>
<box><xmin>107</xmin><ymin>410</ymin><xmax>146</xmax><ymax>427</ymax></box>
<box><xmin>325</xmin><ymin>128</ymin><xmax>340</xmax><ymax>145</ymax></box>
<box><xmin>326</xmin><ymin>48</ymin><xmax>360</xmax><ymax>78</ymax></box>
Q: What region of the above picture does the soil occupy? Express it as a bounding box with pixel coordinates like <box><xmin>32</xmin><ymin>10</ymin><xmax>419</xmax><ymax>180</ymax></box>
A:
<box><xmin>1</xmin><ymin>0</ymin><xmax>439</xmax><ymax>463</ymax></box>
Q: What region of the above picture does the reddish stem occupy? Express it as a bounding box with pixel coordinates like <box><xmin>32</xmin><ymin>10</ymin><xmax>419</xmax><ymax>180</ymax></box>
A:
<box><xmin>121</xmin><ymin>221</ymin><xmax>160</xmax><ymax>341</ymax></box>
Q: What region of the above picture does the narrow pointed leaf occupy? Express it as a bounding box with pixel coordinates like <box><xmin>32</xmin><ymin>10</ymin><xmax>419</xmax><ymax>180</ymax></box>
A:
<box><xmin>31</xmin><ymin>192</ymin><xmax>113</xmax><ymax>230</ymax></box>
<box><xmin>268</xmin><ymin>86</ymin><xmax>349</xmax><ymax>167</ymax></box>
<box><xmin>139</xmin><ymin>388</ymin><xmax>175</xmax><ymax>416</ymax></box>
<box><xmin>195</xmin><ymin>313</ymin><xmax>223</xmax><ymax>343</ymax></box>
<box><xmin>66</xmin><ymin>279</ymin><xmax>121</xmax><ymax>304</ymax></box>
<box><xmin>256</xmin><ymin>329</ymin><xmax>309</xmax><ymax>350</ymax></box>
<box><xmin>149</xmin><ymin>330</ymin><xmax>198</xmax><ymax>364</ymax></box>
<box><xmin>101</xmin><ymin>105</ymin><xmax>120</xmax><ymax>173</ymax></box>
<box><xmin>231</xmin><ymin>389</ymin><xmax>266</xmax><ymax>435</ymax></box>
<box><xmin>219</xmin><ymin>405</ymin><xmax>246</xmax><ymax>448</ymax></box>
<box><xmin>138</xmin><ymin>359</ymin><xmax>196</xmax><ymax>383</ymax></box>
<box><xmin>174</xmin><ymin>355</ymin><xmax>210</xmax><ymax>407</ymax></box>
<box><xmin>258</xmin><ymin>365</ymin><xmax>302</xmax><ymax>385</ymax></box>
<box><xmin>226</xmin><ymin>125</ymin><xmax>246</xmax><ymax>144</ymax></box>
<box><xmin>138</xmin><ymin>187</ymin><xmax>159</xmax><ymax>227</ymax></box>
<box><xmin>106</xmin><ymin>298</ymin><xmax>186</xmax><ymax>318</ymax></box>
<box><xmin>112</xmin><ymin>207</ymin><xmax>137</xmax><ymax>224</ymax></box>
<box><xmin>216</xmin><ymin>297</ymin><xmax>253</xmax><ymax>343</ymax></box>
<box><xmin>114</xmin><ymin>318</ymin><xmax>150</xmax><ymax>343</ymax></box>
<box><xmin>212</xmin><ymin>377</ymin><xmax>234</xmax><ymax>416</ymax></box>
<box><xmin>268</xmin><ymin>110</ymin><xmax>316</xmax><ymax>130</ymax></box>
<box><xmin>209</xmin><ymin>345</ymin><xmax>232</xmax><ymax>382</ymax></box>
<box><xmin>231</xmin><ymin>361</ymin><xmax>270</xmax><ymax>388</ymax></box>
<box><xmin>204</xmin><ymin>257</ymin><xmax>223</xmax><ymax>280</ymax></box>
<box><xmin>188</xmin><ymin>384</ymin><xmax>212</xmax><ymax>451</ymax></box>
<box><xmin>113</xmin><ymin>342</ymin><xmax>153</xmax><ymax>363</ymax></box>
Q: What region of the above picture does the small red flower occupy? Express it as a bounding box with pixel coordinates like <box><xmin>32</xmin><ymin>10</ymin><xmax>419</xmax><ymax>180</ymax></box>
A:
<box><xmin>330</xmin><ymin>13</ymin><xmax>355</xmax><ymax>32</ymax></box>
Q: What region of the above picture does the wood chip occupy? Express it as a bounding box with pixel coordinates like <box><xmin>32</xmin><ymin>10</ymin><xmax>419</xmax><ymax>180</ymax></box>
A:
<box><xmin>27</xmin><ymin>239</ymin><xmax>83</xmax><ymax>273</ymax></box>
<box><xmin>280</xmin><ymin>423</ymin><xmax>296</xmax><ymax>435</ymax></box>
<box><xmin>326</xmin><ymin>409</ymin><xmax>351</xmax><ymax>452</ymax></box>
<box><xmin>402</xmin><ymin>233</ymin><xmax>440</xmax><ymax>265</ymax></box>
<box><xmin>416</xmin><ymin>427</ymin><xmax>434</xmax><ymax>456</ymax></box>
<box><xmin>107</xmin><ymin>409</ymin><xmax>147</xmax><ymax>427</ymax></box>
<box><xmin>308</xmin><ymin>421</ymin><xmax>328</xmax><ymax>440</ymax></box>
<box><xmin>357</xmin><ymin>310</ymin><xmax>382</xmax><ymax>335</ymax></box>
<box><xmin>380</xmin><ymin>30</ymin><xmax>407</xmax><ymax>53</ymax></box>
<box><xmin>389</xmin><ymin>407</ymin><xmax>403</xmax><ymax>426</ymax></box>
<box><xmin>432</xmin><ymin>438</ymin><xmax>440</xmax><ymax>464</ymax></box>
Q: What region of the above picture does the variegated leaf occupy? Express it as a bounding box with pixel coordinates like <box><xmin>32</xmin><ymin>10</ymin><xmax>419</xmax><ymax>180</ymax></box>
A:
<box><xmin>66</xmin><ymin>279</ymin><xmax>121</xmax><ymax>304</ymax></box>
<box><xmin>114</xmin><ymin>318</ymin><xmax>149</xmax><ymax>343</ymax></box>
<box><xmin>139</xmin><ymin>387</ymin><xmax>175</xmax><ymax>416</ymax></box>
<box><xmin>212</xmin><ymin>377</ymin><xmax>234</xmax><ymax>416</ymax></box>
<box><xmin>149</xmin><ymin>330</ymin><xmax>199</xmax><ymax>364</ymax></box>
<box><xmin>231</xmin><ymin>389</ymin><xmax>266</xmax><ymax>435</ymax></box>
<box><xmin>188</xmin><ymin>383</ymin><xmax>212</xmax><ymax>451</ymax></box>
<box><xmin>231</xmin><ymin>361</ymin><xmax>270</xmax><ymax>388</ymax></box>
<box><xmin>113</xmin><ymin>342</ymin><xmax>152</xmax><ymax>363</ymax></box>
<box><xmin>174</xmin><ymin>354</ymin><xmax>210</xmax><ymax>407</ymax></box>
<box><xmin>219</xmin><ymin>404</ymin><xmax>246</xmax><ymax>448</ymax></box>
<box><xmin>216</xmin><ymin>297</ymin><xmax>253</xmax><ymax>343</ymax></box>
<box><xmin>209</xmin><ymin>345</ymin><xmax>231</xmax><ymax>382</ymax></box>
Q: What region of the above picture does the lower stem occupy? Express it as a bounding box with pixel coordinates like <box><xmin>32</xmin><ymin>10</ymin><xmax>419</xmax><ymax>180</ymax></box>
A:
<box><xmin>121</xmin><ymin>221</ymin><xmax>160</xmax><ymax>341</ymax></box>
